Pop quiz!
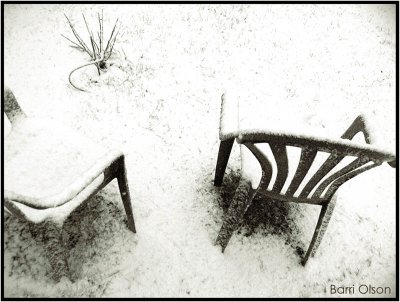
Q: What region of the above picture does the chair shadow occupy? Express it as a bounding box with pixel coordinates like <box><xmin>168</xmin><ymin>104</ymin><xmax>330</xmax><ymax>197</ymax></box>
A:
<box><xmin>218</xmin><ymin>168</ymin><xmax>307</xmax><ymax>257</ymax></box>
<box><xmin>4</xmin><ymin>190</ymin><xmax>128</xmax><ymax>281</ymax></box>
<box><xmin>63</xmin><ymin>193</ymin><xmax>123</xmax><ymax>246</ymax></box>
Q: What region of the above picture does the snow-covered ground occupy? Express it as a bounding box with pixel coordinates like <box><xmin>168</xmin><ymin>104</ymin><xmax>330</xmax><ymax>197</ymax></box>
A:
<box><xmin>3</xmin><ymin>4</ymin><xmax>397</xmax><ymax>298</ymax></box>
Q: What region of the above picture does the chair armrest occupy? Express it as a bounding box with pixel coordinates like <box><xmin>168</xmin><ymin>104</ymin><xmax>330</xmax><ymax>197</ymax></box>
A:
<box><xmin>341</xmin><ymin>115</ymin><xmax>371</xmax><ymax>143</ymax></box>
<box><xmin>341</xmin><ymin>115</ymin><xmax>396</xmax><ymax>168</ymax></box>
<box><xmin>387</xmin><ymin>159</ymin><xmax>396</xmax><ymax>168</ymax></box>
<box><xmin>4</xmin><ymin>87</ymin><xmax>26</xmax><ymax>124</ymax></box>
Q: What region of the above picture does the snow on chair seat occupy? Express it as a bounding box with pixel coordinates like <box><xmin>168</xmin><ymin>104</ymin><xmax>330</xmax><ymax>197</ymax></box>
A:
<box><xmin>5</xmin><ymin>118</ymin><xmax>116</xmax><ymax>207</ymax></box>
<box><xmin>3</xmin><ymin>87</ymin><xmax>136</xmax><ymax>281</ymax></box>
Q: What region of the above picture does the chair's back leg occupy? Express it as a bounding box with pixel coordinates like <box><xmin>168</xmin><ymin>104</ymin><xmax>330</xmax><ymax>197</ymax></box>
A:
<box><xmin>302</xmin><ymin>197</ymin><xmax>337</xmax><ymax>265</ymax></box>
<box><xmin>214</xmin><ymin>138</ymin><xmax>235</xmax><ymax>187</ymax></box>
<box><xmin>116</xmin><ymin>156</ymin><xmax>136</xmax><ymax>233</ymax></box>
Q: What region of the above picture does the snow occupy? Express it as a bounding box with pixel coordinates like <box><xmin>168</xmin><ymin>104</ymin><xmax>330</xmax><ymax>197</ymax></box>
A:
<box><xmin>3</xmin><ymin>3</ymin><xmax>397</xmax><ymax>298</ymax></box>
<box><xmin>218</xmin><ymin>3</ymin><xmax>396</xmax><ymax>154</ymax></box>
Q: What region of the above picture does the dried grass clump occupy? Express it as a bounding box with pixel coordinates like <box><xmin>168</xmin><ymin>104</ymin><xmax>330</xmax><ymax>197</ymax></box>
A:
<box><xmin>62</xmin><ymin>11</ymin><xmax>119</xmax><ymax>91</ymax></box>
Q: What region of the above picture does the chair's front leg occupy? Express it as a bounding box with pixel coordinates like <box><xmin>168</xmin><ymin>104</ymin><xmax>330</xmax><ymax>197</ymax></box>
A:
<box><xmin>302</xmin><ymin>196</ymin><xmax>337</xmax><ymax>265</ymax></box>
<box><xmin>216</xmin><ymin>178</ymin><xmax>257</xmax><ymax>252</ymax></box>
<box><xmin>34</xmin><ymin>220</ymin><xmax>70</xmax><ymax>281</ymax></box>
<box><xmin>116</xmin><ymin>156</ymin><xmax>136</xmax><ymax>233</ymax></box>
<box><xmin>214</xmin><ymin>138</ymin><xmax>235</xmax><ymax>187</ymax></box>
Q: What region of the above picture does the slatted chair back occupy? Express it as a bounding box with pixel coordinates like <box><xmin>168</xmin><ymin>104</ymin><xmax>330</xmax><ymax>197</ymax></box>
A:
<box><xmin>239</xmin><ymin>132</ymin><xmax>396</xmax><ymax>206</ymax></box>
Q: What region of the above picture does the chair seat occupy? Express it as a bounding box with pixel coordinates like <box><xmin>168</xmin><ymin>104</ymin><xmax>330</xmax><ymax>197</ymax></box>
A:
<box><xmin>5</xmin><ymin>118</ymin><xmax>113</xmax><ymax>208</ymax></box>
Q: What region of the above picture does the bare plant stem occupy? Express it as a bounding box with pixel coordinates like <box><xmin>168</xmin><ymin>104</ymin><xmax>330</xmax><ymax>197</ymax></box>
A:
<box><xmin>68</xmin><ymin>57</ymin><xmax>104</xmax><ymax>92</ymax></box>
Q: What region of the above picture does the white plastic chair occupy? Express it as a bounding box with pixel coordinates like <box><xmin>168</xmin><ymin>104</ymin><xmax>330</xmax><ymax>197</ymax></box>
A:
<box><xmin>214</xmin><ymin>92</ymin><xmax>396</xmax><ymax>265</ymax></box>
<box><xmin>4</xmin><ymin>87</ymin><xmax>136</xmax><ymax>280</ymax></box>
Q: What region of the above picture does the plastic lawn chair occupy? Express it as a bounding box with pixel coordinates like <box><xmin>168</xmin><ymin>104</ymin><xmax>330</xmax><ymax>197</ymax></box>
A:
<box><xmin>4</xmin><ymin>87</ymin><xmax>136</xmax><ymax>281</ymax></box>
<box><xmin>214</xmin><ymin>92</ymin><xmax>396</xmax><ymax>265</ymax></box>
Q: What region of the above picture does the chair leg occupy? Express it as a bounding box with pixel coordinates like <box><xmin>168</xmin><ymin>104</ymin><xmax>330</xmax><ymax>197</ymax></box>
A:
<box><xmin>117</xmin><ymin>156</ymin><xmax>136</xmax><ymax>233</ymax></box>
<box><xmin>215</xmin><ymin>178</ymin><xmax>256</xmax><ymax>252</ymax></box>
<box><xmin>34</xmin><ymin>220</ymin><xmax>70</xmax><ymax>282</ymax></box>
<box><xmin>214</xmin><ymin>138</ymin><xmax>235</xmax><ymax>187</ymax></box>
<box><xmin>302</xmin><ymin>198</ymin><xmax>336</xmax><ymax>265</ymax></box>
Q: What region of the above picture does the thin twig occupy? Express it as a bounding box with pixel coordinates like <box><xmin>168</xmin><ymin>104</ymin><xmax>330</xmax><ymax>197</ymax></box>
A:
<box><xmin>70</xmin><ymin>45</ymin><xmax>86</xmax><ymax>51</ymax></box>
<box><xmin>98</xmin><ymin>10</ymin><xmax>103</xmax><ymax>53</ymax></box>
<box><xmin>90</xmin><ymin>36</ymin><xmax>101</xmax><ymax>75</ymax></box>
<box><xmin>64</xmin><ymin>14</ymin><xmax>93</xmax><ymax>57</ymax></box>
<box><xmin>61</xmin><ymin>34</ymin><xmax>85</xmax><ymax>51</ymax></box>
<box><xmin>82</xmin><ymin>13</ymin><xmax>93</xmax><ymax>43</ymax></box>
<box><xmin>105</xmin><ymin>34</ymin><xmax>118</xmax><ymax>60</ymax></box>
<box><xmin>104</xmin><ymin>18</ymin><xmax>118</xmax><ymax>55</ymax></box>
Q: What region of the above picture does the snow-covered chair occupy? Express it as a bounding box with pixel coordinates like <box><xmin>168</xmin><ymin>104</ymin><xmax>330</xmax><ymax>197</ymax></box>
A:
<box><xmin>4</xmin><ymin>87</ymin><xmax>136</xmax><ymax>281</ymax></box>
<box><xmin>214</xmin><ymin>91</ymin><xmax>396</xmax><ymax>265</ymax></box>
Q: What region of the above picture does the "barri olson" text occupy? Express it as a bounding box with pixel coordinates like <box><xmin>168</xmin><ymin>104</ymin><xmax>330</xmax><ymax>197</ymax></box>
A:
<box><xmin>330</xmin><ymin>284</ymin><xmax>391</xmax><ymax>295</ymax></box>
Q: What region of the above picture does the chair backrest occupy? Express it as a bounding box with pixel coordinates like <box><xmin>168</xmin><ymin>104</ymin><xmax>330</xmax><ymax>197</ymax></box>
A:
<box><xmin>3</xmin><ymin>87</ymin><xmax>26</xmax><ymax>125</ymax></box>
<box><xmin>239</xmin><ymin>129</ymin><xmax>395</xmax><ymax>206</ymax></box>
